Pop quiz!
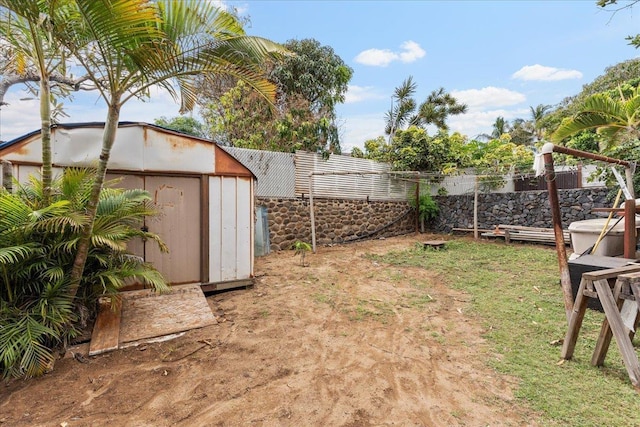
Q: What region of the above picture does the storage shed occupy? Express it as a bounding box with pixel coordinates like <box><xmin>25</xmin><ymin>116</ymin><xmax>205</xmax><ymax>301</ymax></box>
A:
<box><xmin>0</xmin><ymin>122</ymin><xmax>255</xmax><ymax>291</ymax></box>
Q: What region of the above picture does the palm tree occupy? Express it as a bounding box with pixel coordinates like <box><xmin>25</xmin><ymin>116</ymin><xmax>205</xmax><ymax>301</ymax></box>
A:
<box><xmin>385</xmin><ymin>76</ymin><xmax>417</xmax><ymax>143</ymax></box>
<box><xmin>551</xmin><ymin>86</ymin><xmax>640</xmax><ymax>150</ymax></box>
<box><xmin>385</xmin><ymin>78</ymin><xmax>466</xmax><ymax>141</ymax></box>
<box><xmin>529</xmin><ymin>104</ymin><xmax>551</xmax><ymax>142</ymax></box>
<box><xmin>0</xmin><ymin>168</ymin><xmax>168</xmax><ymax>378</ymax></box>
<box><xmin>46</xmin><ymin>0</ymin><xmax>285</xmax><ymax>296</ymax></box>
<box><xmin>0</xmin><ymin>0</ymin><xmax>68</xmax><ymax>204</ymax></box>
<box><xmin>491</xmin><ymin>116</ymin><xmax>508</xmax><ymax>139</ymax></box>
<box><xmin>412</xmin><ymin>87</ymin><xmax>467</xmax><ymax>131</ymax></box>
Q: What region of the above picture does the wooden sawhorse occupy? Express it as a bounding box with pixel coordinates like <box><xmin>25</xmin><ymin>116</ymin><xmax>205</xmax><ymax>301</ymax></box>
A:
<box><xmin>561</xmin><ymin>265</ymin><xmax>640</xmax><ymax>390</ymax></box>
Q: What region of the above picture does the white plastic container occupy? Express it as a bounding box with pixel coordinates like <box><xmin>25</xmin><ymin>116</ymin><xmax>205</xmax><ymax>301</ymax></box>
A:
<box><xmin>568</xmin><ymin>218</ymin><xmax>627</xmax><ymax>256</ymax></box>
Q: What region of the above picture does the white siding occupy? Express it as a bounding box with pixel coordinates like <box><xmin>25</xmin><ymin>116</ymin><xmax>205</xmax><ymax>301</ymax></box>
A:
<box><xmin>208</xmin><ymin>176</ymin><xmax>253</xmax><ymax>283</ymax></box>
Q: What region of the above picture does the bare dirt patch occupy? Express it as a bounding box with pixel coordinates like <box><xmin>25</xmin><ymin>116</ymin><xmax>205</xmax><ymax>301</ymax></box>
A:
<box><xmin>0</xmin><ymin>234</ymin><xmax>540</xmax><ymax>426</ymax></box>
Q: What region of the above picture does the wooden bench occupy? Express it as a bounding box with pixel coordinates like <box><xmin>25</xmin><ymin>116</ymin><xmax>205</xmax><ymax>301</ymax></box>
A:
<box><xmin>423</xmin><ymin>240</ymin><xmax>447</xmax><ymax>250</ymax></box>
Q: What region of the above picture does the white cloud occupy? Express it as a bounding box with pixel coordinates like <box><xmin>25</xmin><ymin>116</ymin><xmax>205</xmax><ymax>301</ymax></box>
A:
<box><xmin>512</xmin><ymin>64</ymin><xmax>583</xmax><ymax>81</ymax></box>
<box><xmin>452</xmin><ymin>87</ymin><xmax>526</xmax><ymax>110</ymax></box>
<box><xmin>339</xmin><ymin>113</ymin><xmax>386</xmax><ymax>152</ymax></box>
<box><xmin>0</xmin><ymin>86</ymin><xmax>188</xmax><ymax>142</ymax></box>
<box><xmin>448</xmin><ymin>108</ymin><xmax>529</xmax><ymax>139</ymax></box>
<box><xmin>398</xmin><ymin>41</ymin><xmax>426</xmax><ymax>63</ymax></box>
<box><xmin>344</xmin><ymin>85</ymin><xmax>387</xmax><ymax>104</ymax></box>
<box><xmin>354</xmin><ymin>40</ymin><xmax>425</xmax><ymax>67</ymax></box>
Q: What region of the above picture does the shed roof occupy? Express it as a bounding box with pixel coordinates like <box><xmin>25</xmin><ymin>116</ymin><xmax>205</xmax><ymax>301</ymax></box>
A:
<box><xmin>0</xmin><ymin>122</ymin><xmax>255</xmax><ymax>178</ymax></box>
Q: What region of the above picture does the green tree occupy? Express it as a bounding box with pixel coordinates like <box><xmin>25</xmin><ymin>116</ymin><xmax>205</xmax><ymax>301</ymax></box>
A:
<box><xmin>154</xmin><ymin>115</ymin><xmax>206</xmax><ymax>139</ymax></box>
<box><xmin>530</xmin><ymin>104</ymin><xmax>552</xmax><ymax>141</ymax></box>
<box><xmin>201</xmin><ymin>38</ymin><xmax>352</xmax><ymax>154</ymax></box>
<box><xmin>389</xmin><ymin>127</ymin><xmax>457</xmax><ymax>172</ymax></box>
<box><xmin>349</xmin><ymin>146</ymin><xmax>364</xmax><ymax>158</ymax></box>
<box><xmin>49</xmin><ymin>0</ymin><xmax>284</xmax><ymax>297</ymax></box>
<box><xmin>0</xmin><ymin>0</ymin><xmax>72</xmax><ymax>204</ymax></box>
<box><xmin>491</xmin><ymin>116</ymin><xmax>508</xmax><ymax>138</ymax></box>
<box><xmin>272</xmin><ymin>38</ymin><xmax>352</xmax><ymax>120</ymax></box>
<box><xmin>385</xmin><ymin>76</ymin><xmax>417</xmax><ymax>143</ymax></box>
<box><xmin>385</xmin><ymin>77</ymin><xmax>467</xmax><ymax>140</ymax></box>
<box><xmin>508</xmin><ymin>118</ymin><xmax>535</xmax><ymax>146</ymax></box>
<box><xmin>551</xmin><ymin>86</ymin><xmax>640</xmax><ymax>151</ymax></box>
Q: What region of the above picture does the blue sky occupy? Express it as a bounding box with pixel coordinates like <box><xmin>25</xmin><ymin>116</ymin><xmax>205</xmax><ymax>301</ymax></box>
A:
<box><xmin>2</xmin><ymin>0</ymin><xmax>640</xmax><ymax>152</ymax></box>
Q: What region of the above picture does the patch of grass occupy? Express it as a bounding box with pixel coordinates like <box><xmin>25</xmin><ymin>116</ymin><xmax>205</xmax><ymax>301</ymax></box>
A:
<box><xmin>371</xmin><ymin>238</ymin><xmax>640</xmax><ymax>426</ymax></box>
<box><xmin>348</xmin><ymin>298</ymin><xmax>395</xmax><ymax>323</ymax></box>
<box><xmin>402</xmin><ymin>292</ymin><xmax>434</xmax><ymax>308</ymax></box>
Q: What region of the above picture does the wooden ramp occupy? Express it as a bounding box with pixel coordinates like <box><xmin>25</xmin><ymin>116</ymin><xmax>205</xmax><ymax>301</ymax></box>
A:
<box><xmin>89</xmin><ymin>284</ymin><xmax>216</xmax><ymax>356</ymax></box>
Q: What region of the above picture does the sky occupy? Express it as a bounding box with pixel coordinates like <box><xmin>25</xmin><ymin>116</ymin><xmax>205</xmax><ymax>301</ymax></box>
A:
<box><xmin>2</xmin><ymin>0</ymin><xmax>640</xmax><ymax>153</ymax></box>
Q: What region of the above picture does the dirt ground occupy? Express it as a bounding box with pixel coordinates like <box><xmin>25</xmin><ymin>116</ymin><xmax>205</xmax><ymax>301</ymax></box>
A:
<box><xmin>0</xmin><ymin>234</ymin><xmax>541</xmax><ymax>427</ymax></box>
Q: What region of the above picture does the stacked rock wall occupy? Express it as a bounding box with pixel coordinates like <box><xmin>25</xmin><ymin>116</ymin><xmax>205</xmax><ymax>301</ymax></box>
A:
<box><xmin>257</xmin><ymin>188</ymin><xmax>613</xmax><ymax>252</ymax></box>
<box><xmin>257</xmin><ymin>197</ymin><xmax>416</xmax><ymax>251</ymax></box>
<box><xmin>433</xmin><ymin>188</ymin><xmax>612</xmax><ymax>232</ymax></box>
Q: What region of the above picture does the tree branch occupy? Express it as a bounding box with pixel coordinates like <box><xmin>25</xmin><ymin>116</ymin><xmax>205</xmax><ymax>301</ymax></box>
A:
<box><xmin>0</xmin><ymin>72</ymin><xmax>96</xmax><ymax>105</ymax></box>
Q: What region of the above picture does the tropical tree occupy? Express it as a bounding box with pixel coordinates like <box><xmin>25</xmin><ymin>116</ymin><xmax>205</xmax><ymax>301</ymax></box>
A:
<box><xmin>508</xmin><ymin>118</ymin><xmax>535</xmax><ymax>146</ymax></box>
<box><xmin>385</xmin><ymin>77</ymin><xmax>466</xmax><ymax>141</ymax></box>
<box><xmin>47</xmin><ymin>0</ymin><xmax>285</xmax><ymax>297</ymax></box>
<box><xmin>154</xmin><ymin>115</ymin><xmax>207</xmax><ymax>138</ymax></box>
<box><xmin>491</xmin><ymin>116</ymin><xmax>508</xmax><ymax>139</ymax></box>
<box><xmin>551</xmin><ymin>86</ymin><xmax>640</xmax><ymax>150</ymax></box>
<box><xmin>0</xmin><ymin>0</ymin><xmax>74</xmax><ymax>204</ymax></box>
<box><xmin>200</xmin><ymin>38</ymin><xmax>352</xmax><ymax>154</ymax></box>
<box><xmin>385</xmin><ymin>76</ymin><xmax>417</xmax><ymax>143</ymax></box>
<box><xmin>530</xmin><ymin>104</ymin><xmax>552</xmax><ymax>141</ymax></box>
<box><xmin>413</xmin><ymin>87</ymin><xmax>468</xmax><ymax>131</ymax></box>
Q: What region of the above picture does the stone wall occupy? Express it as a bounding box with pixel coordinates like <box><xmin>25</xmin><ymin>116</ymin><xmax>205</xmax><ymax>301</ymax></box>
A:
<box><xmin>257</xmin><ymin>197</ymin><xmax>416</xmax><ymax>251</ymax></box>
<box><xmin>257</xmin><ymin>188</ymin><xmax>614</xmax><ymax>252</ymax></box>
<box><xmin>433</xmin><ymin>187</ymin><xmax>612</xmax><ymax>232</ymax></box>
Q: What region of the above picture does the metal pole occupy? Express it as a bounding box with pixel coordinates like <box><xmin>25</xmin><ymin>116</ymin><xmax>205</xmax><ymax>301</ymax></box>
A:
<box><xmin>308</xmin><ymin>173</ymin><xmax>317</xmax><ymax>253</ymax></box>
<box><xmin>544</xmin><ymin>152</ymin><xmax>573</xmax><ymax>324</ymax></box>
<box><xmin>474</xmin><ymin>176</ymin><xmax>479</xmax><ymax>239</ymax></box>
<box><xmin>415</xmin><ymin>179</ymin><xmax>420</xmax><ymax>233</ymax></box>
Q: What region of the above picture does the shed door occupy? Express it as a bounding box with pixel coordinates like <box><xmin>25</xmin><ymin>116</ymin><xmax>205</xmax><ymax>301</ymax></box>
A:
<box><xmin>146</xmin><ymin>176</ymin><xmax>201</xmax><ymax>284</ymax></box>
<box><xmin>106</xmin><ymin>174</ymin><xmax>201</xmax><ymax>285</ymax></box>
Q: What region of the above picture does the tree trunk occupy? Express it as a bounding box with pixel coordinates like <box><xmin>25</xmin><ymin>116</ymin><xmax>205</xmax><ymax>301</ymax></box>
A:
<box><xmin>40</xmin><ymin>75</ymin><xmax>52</xmax><ymax>204</ymax></box>
<box><xmin>68</xmin><ymin>102</ymin><xmax>121</xmax><ymax>298</ymax></box>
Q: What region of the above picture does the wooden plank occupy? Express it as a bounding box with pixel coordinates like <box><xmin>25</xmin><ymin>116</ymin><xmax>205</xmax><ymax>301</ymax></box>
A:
<box><xmin>583</xmin><ymin>265</ymin><xmax>640</xmax><ymax>281</ymax></box>
<box><xmin>89</xmin><ymin>297</ymin><xmax>122</xmax><ymax>356</ymax></box>
<box><xmin>592</xmin><ymin>276</ymin><xmax>625</xmax><ymax>366</ymax></box>
<box><xmin>561</xmin><ymin>277</ymin><xmax>591</xmax><ymax>360</ymax></box>
<box><xmin>593</xmin><ymin>278</ymin><xmax>640</xmax><ymax>387</ymax></box>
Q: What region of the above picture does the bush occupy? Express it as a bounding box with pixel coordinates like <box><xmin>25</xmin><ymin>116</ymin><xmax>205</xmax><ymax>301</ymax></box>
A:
<box><xmin>0</xmin><ymin>169</ymin><xmax>169</xmax><ymax>379</ymax></box>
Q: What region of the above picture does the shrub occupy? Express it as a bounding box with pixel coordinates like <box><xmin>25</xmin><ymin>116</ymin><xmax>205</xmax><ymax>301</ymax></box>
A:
<box><xmin>0</xmin><ymin>169</ymin><xmax>168</xmax><ymax>379</ymax></box>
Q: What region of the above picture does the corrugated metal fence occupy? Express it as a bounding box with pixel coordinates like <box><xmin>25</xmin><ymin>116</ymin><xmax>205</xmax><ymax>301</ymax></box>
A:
<box><xmin>224</xmin><ymin>147</ymin><xmax>412</xmax><ymax>201</ymax></box>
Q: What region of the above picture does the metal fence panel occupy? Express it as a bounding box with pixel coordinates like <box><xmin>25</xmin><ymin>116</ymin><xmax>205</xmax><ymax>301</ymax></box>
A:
<box><xmin>294</xmin><ymin>151</ymin><xmax>411</xmax><ymax>201</ymax></box>
<box><xmin>222</xmin><ymin>147</ymin><xmax>296</xmax><ymax>198</ymax></box>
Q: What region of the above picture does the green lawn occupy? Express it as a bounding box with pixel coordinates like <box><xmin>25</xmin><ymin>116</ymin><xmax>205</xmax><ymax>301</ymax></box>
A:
<box><xmin>370</xmin><ymin>238</ymin><xmax>640</xmax><ymax>427</ymax></box>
